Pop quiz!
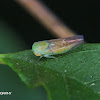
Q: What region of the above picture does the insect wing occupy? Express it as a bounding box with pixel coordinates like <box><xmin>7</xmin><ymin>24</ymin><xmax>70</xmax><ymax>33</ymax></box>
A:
<box><xmin>45</xmin><ymin>35</ymin><xmax>84</xmax><ymax>55</ymax></box>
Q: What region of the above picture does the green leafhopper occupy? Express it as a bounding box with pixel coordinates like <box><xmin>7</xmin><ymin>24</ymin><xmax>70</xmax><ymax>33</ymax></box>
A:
<box><xmin>32</xmin><ymin>35</ymin><xmax>84</xmax><ymax>59</ymax></box>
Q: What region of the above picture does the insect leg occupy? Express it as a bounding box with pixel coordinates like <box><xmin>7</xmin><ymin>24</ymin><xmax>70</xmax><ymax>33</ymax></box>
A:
<box><xmin>35</xmin><ymin>56</ymin><xmax>43</xmax><ymax>63</ymax></box>
<box><xmin>44</xmin><ymin>55</ymin><xmax>58</xmax><ymax>60</ymax></box>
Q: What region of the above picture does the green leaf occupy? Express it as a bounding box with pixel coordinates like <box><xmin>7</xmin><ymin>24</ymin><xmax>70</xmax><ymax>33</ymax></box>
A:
<box><xmin>0</xmin><ymin>43</ymin><xmax>100</xmax><ymax>100</ymax></box>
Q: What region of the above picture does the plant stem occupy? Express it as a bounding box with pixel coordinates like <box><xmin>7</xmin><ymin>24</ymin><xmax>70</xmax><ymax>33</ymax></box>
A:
<box><xmin>16</xmin><ymin>0</ymin><xmax>75</xmax><ymax>38</ymax></box>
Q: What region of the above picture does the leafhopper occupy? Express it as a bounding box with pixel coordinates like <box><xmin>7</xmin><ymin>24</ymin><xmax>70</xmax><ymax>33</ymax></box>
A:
<box><xmin>32</xmin><ymin>35</ymin><xmax>84</xmax><ymax>59</ymax></box>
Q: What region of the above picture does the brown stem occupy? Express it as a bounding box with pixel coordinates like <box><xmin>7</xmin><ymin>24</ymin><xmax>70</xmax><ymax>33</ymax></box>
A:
<box><xmin>16</xmin><ymin>0</ymin><xmax>75</xmax><ymax>38</ymax></box>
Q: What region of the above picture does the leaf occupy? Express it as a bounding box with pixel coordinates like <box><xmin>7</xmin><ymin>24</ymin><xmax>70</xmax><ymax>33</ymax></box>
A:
<box><xmin>0</xmin><ymin>43</ymin><xmax>100</xmax><ymax>100</ymax></box>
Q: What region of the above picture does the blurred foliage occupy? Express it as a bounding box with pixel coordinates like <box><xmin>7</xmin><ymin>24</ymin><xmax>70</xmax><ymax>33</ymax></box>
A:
<box><xmin>0</xmin><ymin>21</ymin><xmax>46</xmax><ymax>100</ymax></box>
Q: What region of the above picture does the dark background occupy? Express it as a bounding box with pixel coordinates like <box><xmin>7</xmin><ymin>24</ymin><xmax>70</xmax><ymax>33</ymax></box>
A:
<box><xmin>0</xmin><ymin>0</ymin><xmax>100</xmax><ymax>100</ymax></box>
<box><xmin>0</xmin><ymin>0</ymin><xmax>100</xmax><ymax>49</ymax></box>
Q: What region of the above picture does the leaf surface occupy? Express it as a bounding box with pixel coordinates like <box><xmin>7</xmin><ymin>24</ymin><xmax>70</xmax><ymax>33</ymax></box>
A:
<box><xmin>0</xmin><ymin>43</ymin><xmax>100</xmax><ymax>100</ymax></box>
